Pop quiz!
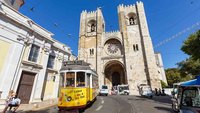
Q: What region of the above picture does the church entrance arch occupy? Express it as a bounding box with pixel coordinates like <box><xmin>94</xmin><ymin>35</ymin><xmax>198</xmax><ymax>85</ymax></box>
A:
<box><xmin>104</xmin><ymin>60</ymin><xmax>126</xmax><ymax>88</ymax></box>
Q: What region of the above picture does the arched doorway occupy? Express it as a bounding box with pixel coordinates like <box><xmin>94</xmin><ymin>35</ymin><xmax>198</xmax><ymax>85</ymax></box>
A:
<box><xmin>112</xmin><ymin>72</ymin><xmax>120</xmax><ymax>86</ymax></box>
<box><xmin>104</xmin><ymin>61</ymin><xmax>126</xmax><ymax>88</ymax></box>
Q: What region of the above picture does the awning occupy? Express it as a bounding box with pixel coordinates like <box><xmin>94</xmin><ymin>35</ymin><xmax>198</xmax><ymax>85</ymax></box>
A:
<box><xmin>180</xmin><ymin>75</ymin><xmax>200</xmax><ymax>86</ymax></box>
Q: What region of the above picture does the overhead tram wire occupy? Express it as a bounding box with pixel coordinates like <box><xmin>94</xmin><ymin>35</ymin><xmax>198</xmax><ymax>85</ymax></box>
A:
<box><xmin>153</xmin><ymin>3</ymin><xmax>200</xmax><ymax>41</ymax></box>
<box><xmin>23</xmin><ymin>0</ymin><xmax>200</xmax><ymax>50</ymax></box>
<box><xmin>154</xmin><ymin>21</ymin><xmax>200</xmax><ymax>48</ymax></box>
<box><xmin>21</xmin><ymin>1</ymin><xmax>74</xmax><ymax>42</ymax></box>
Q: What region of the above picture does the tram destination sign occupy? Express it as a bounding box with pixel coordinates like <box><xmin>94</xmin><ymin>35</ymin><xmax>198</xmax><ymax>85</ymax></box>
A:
<box><xmin>63</xmin><ymin>60</ymin><xmax>89</xmax><ymax>66</ymax></box>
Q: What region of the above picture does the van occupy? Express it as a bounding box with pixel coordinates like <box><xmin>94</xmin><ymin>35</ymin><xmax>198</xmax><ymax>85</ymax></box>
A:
<box><xmin>99</xmin><ymin>85</ymin><xmax>109</xmax><ymax>96</ymax></box>
<box><xmin>138</xmin><ymin>84</ymin><xmax>153</xmax><ymax>98</ymax></box>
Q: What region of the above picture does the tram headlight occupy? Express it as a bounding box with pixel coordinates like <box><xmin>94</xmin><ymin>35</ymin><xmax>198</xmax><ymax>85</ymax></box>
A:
<box><xmin>67</xmin><ymin>96</ymin><xmax>72</xmax><ymax>102</ymax></box>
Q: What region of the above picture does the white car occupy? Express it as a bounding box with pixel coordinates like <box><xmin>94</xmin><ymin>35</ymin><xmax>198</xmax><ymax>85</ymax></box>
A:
<box><xmin>138</xmin><ymin>84</ymin><xmax>153</xmax><ymax>98</ymax></box>
<box><xmin>99</xmin><ymin>85</ymin><xmax>109</xmax><ymax>96</ymax></box>
<box><xmin>117</xmin><ymin>85</ymin><xmax>130</xmax><ymax>95</ymax></box>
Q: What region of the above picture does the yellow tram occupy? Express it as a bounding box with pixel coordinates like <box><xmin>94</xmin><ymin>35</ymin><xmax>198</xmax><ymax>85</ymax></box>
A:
<box><xmin>58</xmin><ymin>60</ymin><xmax>98</xmax><ymax>110</ymax></box>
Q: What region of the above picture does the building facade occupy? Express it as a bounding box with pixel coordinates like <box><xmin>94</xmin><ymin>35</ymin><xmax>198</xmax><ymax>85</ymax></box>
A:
<box><xmin>42</xmin><ymin>40</ymin><xmax>71</xmax><ymax>100</ymax></box>
<box><xmin>155</xmin><ymin>53</ymin><xmax>168</xmax><ymax>85</ymax></box>
<box><xmin>78</xmin><ymin>1</ymin><xmax>164</xmax><ymax>94</ymax></box>
<box><xmin>0</xmin><ymin>0</ymin><xmax>72</xmax><ymax>106</ymax></box>
<box><xmin>0</xmin><ymin>0</ymin><xmax>28</xmax><ymax>106</ymax></box>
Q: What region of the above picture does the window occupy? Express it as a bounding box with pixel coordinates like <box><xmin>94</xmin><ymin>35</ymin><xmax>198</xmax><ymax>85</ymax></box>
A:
<box><xmin>66</xmin><ymin>72</ymin><xmax>75</xmax><ymax>87</ymax></box>
<box><xmin>87</xmin><ymin>20</ymin><xmax>96</xmax><ymax>32</ymax></box>
<box><xmin>133</xmin><ymin>45</ymin><xmax>136</xmax><ymax>51</ymax></box>
<box><xmin>59</xmin><ymin>73</ymin><xmax>64</xmax><ymax>87</ymax></box>
<box><xmin>90</xmin><ymin>49</ymin><xmax>94</xmax><ymax>55</ymax></box>
<box><xmin>129</xmin><ymin>17</ymin><xmax>135</xmax><ymax>25</ymax></box>
<box><xmin>91</xmin><ymin>24</ymin><xmax>96</xmax><ymax>32</ymax></box>
<box><xmin>28</xmin><ymin>44</ymin><xmax>40</xmax><ymax>62</ymax></box>
<box><xmin>102</xmin><ymin>85</ymin><xmax>108</xmax><ymax>89</ymax></box>
<box><xmin>181</xmin><ymin>87</ymin><xmax>200</xmax><ymax>107</ymax></box>
<box><xmin>133</xmin><ymin>44</ymin><xmax>139</xmax><ymax>51</ymax></box>
<box><xmin>136</xmin><ymin>44</ymin><xmax>139</xmax><ymax>51</ymax></box>
<box><xmin>76</xmin><ymin>72</ymin><xmax>85</xmax><ymax>87</ymax></box>
<box><xmin>47</xmin><ymin>55</ymin><xmax>55</xmax><ymax>68</ymax></box>
<box><xmin>92</xmin><ymin>76</ymin><xmax>98</xmax><ymax>88</ymax></box>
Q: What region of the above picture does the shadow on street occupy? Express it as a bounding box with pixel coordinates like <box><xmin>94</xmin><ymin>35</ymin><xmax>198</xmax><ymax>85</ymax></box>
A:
<box><xmin>154</xmin><ymin>106</ymin><xmax>174</xmax><ymax>113</ymax></box>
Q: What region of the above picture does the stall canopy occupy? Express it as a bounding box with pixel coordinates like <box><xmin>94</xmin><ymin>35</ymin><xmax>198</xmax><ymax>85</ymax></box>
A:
<box><xmin>180</xmin><ymin>75</ymin><xmax>200</xmax><ymax>86</ymax></box>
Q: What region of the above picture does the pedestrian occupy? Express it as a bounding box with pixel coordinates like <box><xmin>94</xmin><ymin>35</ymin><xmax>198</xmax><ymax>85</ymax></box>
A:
<box><xmin>162</xmin><ymin>89</ymin><xmax>165</xmax><ymax>96</ymax></box>
<box><xmin>158</xmin><ymin>88</ymin><xmax>162</xmax><ymax>96</ymax></box>
<box><xmin>0</xmin><ymin>91</ymin><xmax>2</xmax><ymax>99</ymax></box>
<box><xmin>155</xmin><ymin>88</ymin><xmax>158</xmax><ymax>96</ymax></box>
<box><xmin>2</xmin><ymin>90</ymin><xmax>21</xmax><ymax>113</ymax></box>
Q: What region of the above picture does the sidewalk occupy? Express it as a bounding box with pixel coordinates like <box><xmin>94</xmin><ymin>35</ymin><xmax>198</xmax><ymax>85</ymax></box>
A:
<box><xmin>0</xmin><ymin>99</ymin><xmax>58</xmax><ymax>113</ymax></box>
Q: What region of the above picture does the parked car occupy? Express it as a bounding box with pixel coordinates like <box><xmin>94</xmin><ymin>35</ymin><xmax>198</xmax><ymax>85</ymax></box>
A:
<box><xmin>138</xmin><ymin>84</ymin><xmax>153</xmax><ymax>98</ymax></box>
<box><xmin>117</xmin><ymin>85</ymin><xmax>130</xmax><ymax>95</ymax></box>
<box><xmin>99</xmin><ymin>85</ymin><xmax>109</xmax><ymax>96</ymax></box>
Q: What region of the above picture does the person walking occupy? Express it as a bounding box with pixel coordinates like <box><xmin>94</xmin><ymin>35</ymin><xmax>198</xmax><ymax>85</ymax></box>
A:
<box><xmin>2</xmin><ymin>90</ymin><xmax>21</xmax><ymax>113</ymax></box>
<box><xmin>155</xmin><ymin>88</ymin><xmax>158</xmax><ymax>96</ymax></box>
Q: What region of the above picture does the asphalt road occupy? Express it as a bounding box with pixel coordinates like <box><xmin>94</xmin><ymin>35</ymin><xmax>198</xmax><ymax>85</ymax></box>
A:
<box><xmin>19</xmin><ymin>95</ymin><xmax>174</xmax><ymax>113</ymax></box>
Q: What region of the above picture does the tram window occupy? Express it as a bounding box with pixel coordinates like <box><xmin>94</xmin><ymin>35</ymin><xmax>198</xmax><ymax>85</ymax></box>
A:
<box><xmin>92</xmin><ymin>76</ymin><xmax>98</xmax><ymax>88</ymax></box>
<box><xmin>60</xmin><ymin>73</ymin><xmax>64</xmax><ymax>87</ymax></box>
<box><xmin>66</xmin><ymin>72</ymin><xmax>75</xmax><ymax>87</ymax></box>
<box><xmin>76</xmin><ymin>72</ymin><xmax>85</xmax><ymax>87</ymax></box>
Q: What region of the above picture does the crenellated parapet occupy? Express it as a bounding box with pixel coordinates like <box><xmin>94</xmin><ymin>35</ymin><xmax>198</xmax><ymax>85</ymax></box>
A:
<box><xmin>80</xmin><ymin>8</ymin><xmax>104</xmax><ymax>21</ymax></box>
<box><xmin>104</xmin><ymin>30</ymin><xmax>121</xmax><ymax>37</ymax></box>
<box><xmin>81</xmin><ymin>10</ymin><xmax>97</xmax><ymax>20</ymax></box>
<box><xmin>103</xmin><ymin>31</ymin><xmax>122</xmax><ymax>44</ymax></box>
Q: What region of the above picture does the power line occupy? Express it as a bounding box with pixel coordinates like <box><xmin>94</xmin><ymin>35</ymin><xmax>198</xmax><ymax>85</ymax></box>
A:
<box><xmin>153</xmin><ymin>3</ymin><xmax>200</xmax><ymax>40</ymax></box>
<box><xmin>154</xmin><ymin>21</ymin><xmax>200</xmax><ymax>48</ymax></box>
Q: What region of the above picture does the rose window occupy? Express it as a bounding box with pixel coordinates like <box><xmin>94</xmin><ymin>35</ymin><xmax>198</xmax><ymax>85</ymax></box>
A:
<box><xmin>107</xmin><ymin>43</ymin><xmax>119</xmax><ymax>54</ymax></box>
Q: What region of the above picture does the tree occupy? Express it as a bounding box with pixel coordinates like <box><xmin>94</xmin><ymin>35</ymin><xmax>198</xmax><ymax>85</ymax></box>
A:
<box><xmin>177</xmin><ymin>58</ymin><xmax>200</xmax><ymax>78</ymax></box>
<box><xmin>181</xmin><ymin>30</ymin><xmax>200</xmax><ymax>60</ymax></box>
<box><xmin>161</xmin><ymin>80</ymin><xmax>168</xmax><ymax>88</ymax></box>
<box><xmin>165</xmin><ymin>68</ymin><xmax>192</xmax><ymax>87</ymax></box>
<box><xmin>178</xmin><ymin>30</ymin><xmax>200</xmax><ymax>78</ymax></box>
<box><xmin>165</xmin><ymin>68</ymin><xmax>181</xmax><ymax>87</ymax></box>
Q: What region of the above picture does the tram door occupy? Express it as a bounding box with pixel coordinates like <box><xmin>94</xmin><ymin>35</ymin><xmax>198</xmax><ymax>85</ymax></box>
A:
<box><xmin>87</xmin><ymin>73</ymin><xmax>91</xmax><ymax>101</ymax></box>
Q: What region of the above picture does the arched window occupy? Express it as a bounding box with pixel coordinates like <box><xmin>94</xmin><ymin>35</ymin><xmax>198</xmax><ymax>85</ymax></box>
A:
<box><xmin>87</xmin><ymin>20</ymin><xmax>96</xmax><ymax>32</ymax></box>
<box><xmin>91</xmin><ymin>24</ymin><xmax>96</xmax><ymax>32</ymax></box>
<box><xmin>129</xmin><ymin>17</ymin><xmax>135</xmax><ymax>25</ymax></box>
<box><xmin>127</xmin><ymin>13</ymin><xmax>137</xmax><ymax>25</ymax></box>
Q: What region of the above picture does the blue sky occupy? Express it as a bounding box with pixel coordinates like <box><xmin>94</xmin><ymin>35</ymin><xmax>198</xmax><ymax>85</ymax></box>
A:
<box><xmin>20</xmin><ymin>0</ymin><xmax>200</xmax><ymax>69</ymax></box>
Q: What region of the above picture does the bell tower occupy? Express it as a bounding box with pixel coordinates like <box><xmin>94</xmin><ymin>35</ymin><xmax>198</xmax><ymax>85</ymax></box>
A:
<box><xmin>118</xmin><ymin>1</ymin><xmax>161</xmax><ymax>91</ymax></box>
<box><xmin>78</xmin><ymin>8</ymin><xmax>105</xmax><ymax>70</ymax></box>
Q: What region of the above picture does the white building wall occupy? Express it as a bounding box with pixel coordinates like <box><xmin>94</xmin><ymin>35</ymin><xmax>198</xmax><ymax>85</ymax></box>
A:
<box><xmin>0</xmin><ymin>15</ymin><xmax>25</xmax><ymax>109</ymax></box>
<box><xmin>0</xmin><ymin>0</ymin><xmax>56</xmax><ymax>105</ymax></box>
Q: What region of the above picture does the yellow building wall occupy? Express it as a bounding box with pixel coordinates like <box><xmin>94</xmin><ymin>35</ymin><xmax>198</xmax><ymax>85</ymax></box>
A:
<box><xmin>44</xmin><ymin>72</ymin><xmax>55</xmax><ymax>97</ymax></box>
<box><xmin>0</xmin><ymin>40</ymin><xmax>11</xmax><ymax>73</ymax></box>
<box><xmin>23</xmin><ymin>45</ymin><xmax>31</xmax><ymax>61</ymax></box>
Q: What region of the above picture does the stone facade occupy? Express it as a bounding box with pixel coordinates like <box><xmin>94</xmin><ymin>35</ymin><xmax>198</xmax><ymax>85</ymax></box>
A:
<box><xmin>155</xmin><ymin>53</ymin><xmax>168</xmax><ymax>85</ymax></box>
<box><xmin>78</xmin><ymin>1</ymin><xmax>163</xmax><ymax>95</ymax></box>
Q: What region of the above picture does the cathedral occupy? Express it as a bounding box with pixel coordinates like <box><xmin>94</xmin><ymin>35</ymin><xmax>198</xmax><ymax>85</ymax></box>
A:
<box><xmin>78</xmin><ymin>1</ymin><xmax>164</xmax><ymax>94</ymax></box>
